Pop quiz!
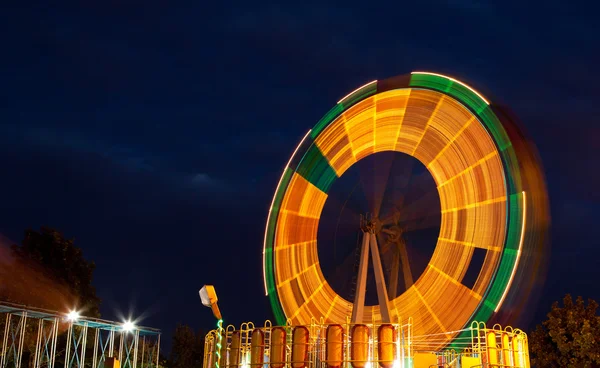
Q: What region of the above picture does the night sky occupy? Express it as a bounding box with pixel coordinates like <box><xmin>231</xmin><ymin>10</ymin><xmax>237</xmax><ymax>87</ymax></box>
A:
<box><xmin>1</xmin><ymin>1</ymin><xmax>598</xmax><ymax>351</ymax></box>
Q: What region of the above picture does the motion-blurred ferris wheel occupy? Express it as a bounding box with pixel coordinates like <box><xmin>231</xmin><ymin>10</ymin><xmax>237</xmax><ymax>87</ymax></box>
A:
<box><xmin>262</xmin><ymin>71</ymin><xmax>549</xmax><ymax>347</ymax></box>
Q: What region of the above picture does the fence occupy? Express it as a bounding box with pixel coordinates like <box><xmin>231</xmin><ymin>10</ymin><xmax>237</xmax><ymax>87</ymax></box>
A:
<box><xmin>203</xmin><ymin>319</ymin><xmax>530</xmax><ymax>368</ymax></box>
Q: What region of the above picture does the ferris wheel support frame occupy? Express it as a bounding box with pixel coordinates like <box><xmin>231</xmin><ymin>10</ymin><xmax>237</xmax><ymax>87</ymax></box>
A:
<box><xmin>351</xmin><ymin>229</ymin><xmax>392</xmax><ymax>324</ymax></box>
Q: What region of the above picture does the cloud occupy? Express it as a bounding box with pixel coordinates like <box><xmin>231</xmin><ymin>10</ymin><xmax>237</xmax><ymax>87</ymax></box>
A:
<box><xmin>191</xmin><ymin>173</ymin><xmax>216</xmax><ymax>186</ymax></box>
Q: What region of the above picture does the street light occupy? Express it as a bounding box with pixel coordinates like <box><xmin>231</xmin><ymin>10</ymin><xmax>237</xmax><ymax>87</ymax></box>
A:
<box><xmin>122</xmin><ymin>320</ymin><xmax>135</xmax><ymax>332</ymax></box>
<box><xmin>66</xmin><ymin>310</ymin><xmax>80</xmax><ymax>322</ymax></box>
<box><xmin>199</xmin><ymin>285</ymin><xmax>222</xmax><ymax>320</ymax></box>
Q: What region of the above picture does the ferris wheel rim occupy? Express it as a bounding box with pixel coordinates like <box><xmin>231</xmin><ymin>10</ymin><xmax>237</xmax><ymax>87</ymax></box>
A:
<box><xmin>263</xmin><ymin>71</ymin><xmax>527</xmax><ymax>343</ymax></box>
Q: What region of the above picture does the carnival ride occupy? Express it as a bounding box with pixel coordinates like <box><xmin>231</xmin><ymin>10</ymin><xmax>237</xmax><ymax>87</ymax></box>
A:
<box><xmin>205</xmin><ymin>72</ymin><xmax>549</xmax><ymax>368</ymax></box>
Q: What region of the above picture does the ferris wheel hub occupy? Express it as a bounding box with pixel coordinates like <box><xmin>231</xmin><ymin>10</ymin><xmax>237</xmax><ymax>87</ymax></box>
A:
<box><xmin>360</xmin><ymin>213</ymin><xmax>383</xmax><ymax>234</ymax></box>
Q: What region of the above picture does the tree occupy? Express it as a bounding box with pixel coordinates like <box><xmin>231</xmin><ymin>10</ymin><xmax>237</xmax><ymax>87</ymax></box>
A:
<box><xmin>169</xmin><ymin>324</ymin><xmax>204</xmax><ymax>368</ymax></box>
<box><xmin>1</xmin><ymin>227</ymin><xmax>102</xmax><ymax>367</ymax></box>
<box><xmin>530</xmin><ymin>294</ymin><xmax>600</xmax><ymax>367</ymax></box>
<box><xmin>10</xmin><ymin>226</ymin><xmax>101</xmax><ymax>317</ymax></box>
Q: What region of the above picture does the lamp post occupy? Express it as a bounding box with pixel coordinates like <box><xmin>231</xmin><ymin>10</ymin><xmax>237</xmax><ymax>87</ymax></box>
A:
<box><xmin>200</xmin><ymin>285</ymin><xmax>224</xmax><ymax>368</ymax></box>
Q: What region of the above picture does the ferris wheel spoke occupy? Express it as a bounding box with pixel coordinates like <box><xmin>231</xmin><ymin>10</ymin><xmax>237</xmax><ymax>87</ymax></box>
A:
<box><xmin>398</xmin><ymin>191</ymin><xmax>440</xmax><ymax>228</ymax></box>
<box><xmin>326</xmin><ymin>182</ymin><xmax>365</xmax><ymax>218</ymax></box>
<box><xmin>401</xmin><ymin>214</ymin><xmax>441</xmax><ymax>233</ymax></box>
<box><xmin>398</xmin><ymin>240</ymin><xmax>414</xmax><ymax>290</ymax></box>
<box><xmin>387</xmin><ymin>248</ymin><xmax>401</xmax><ymax>299</ymax></box>
<box><xmin>333</xmin><ymin>239</ymin><xmax>361</xmax><ymax>277</ymax></box>
<box><xmin>379</xmin><ymin>205</ymin><xmax>402</xmax><ymax>227</ymax></box>
<box><xmin>371</xmin><ymin>153</ymin><xmax>397</xmax><ymax>218</ymax></box>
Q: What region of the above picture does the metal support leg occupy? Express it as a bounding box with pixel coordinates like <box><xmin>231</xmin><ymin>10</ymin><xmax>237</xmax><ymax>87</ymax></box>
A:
<box><xmin>140</xmin><ymin>337</ymin><xmax>145</xmax><ymax>368</ymax></box>
<box><xmin>133</xmin><ymin>330</ymin><xmax>139</xmax><ymax>368</ymax></box>
<box><xmin>16</xmin><ymin>312</ymin><xmax>27</xmax><ymax>368</ymax></box>
<box><xmin>369</xmin><ymin>233</ymin><xmax>392</xmax><ymax>323</ymax></box>
<box><xmin>33</xmin><ymin>317</ymin><xmax>59</xmax><ymax>368</ymax></box>
<box><xmin>0</xmin><ymin>313</ymin><xmax>9</xmax><ymax>368</ymax></box>
<box><xmin>156</xmin><ymin>334</ymin><xmax>160</xmax><ymax>368</ymax></box>
<box><xmin>33</xmin><ymin>319</ymin><xmax>43</xmax><ymax>368</ymax></box>
<box><xmin>65</xmin><ymin>324</ymin><xmax>73</xmax><ymax>368</ymax></box>
<box><xmin>351</xmin><ymin>232</ymin><xmax>371</xmax><ymax>324</ymax></box>
<box><xmin>80</xmin><ymin>324</ymin><xmax>88</xmax><ymax>368</ymax></box>
<box><xmin>388</xmin><ymin>251</ymin><xmax>400</xmax><ymax>299</ymax></box>
<box><xmin>49</xmin><ymin>318</ymin><xmax>59</xmax><ymax>368</ymax></box>
<box><xmin>109</xmin><ymin>329</ymin><xmax>115</xmax><ymax>358</ymax></box>
<box><xmin>92</xmin><ymin>329</ymin><xmax>99</xmax><ymax>368</ymax></box>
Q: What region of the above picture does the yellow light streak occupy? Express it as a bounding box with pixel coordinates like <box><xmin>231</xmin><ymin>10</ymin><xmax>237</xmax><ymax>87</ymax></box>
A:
<box><xmin>437</xmin><ymin>151</ymin><xmax>499</xmax><ymax>189</ymax></box>
<box><xmin>414</xmin><ymin>286</ymin><xmax>448</xmax><ymax>335</ymax></box>
<box><xmin>274</xmin><ymin>240</ymin><xmax>312</xmax><ymax>252</ymax></box>
<box><xmin>279</xmin><ymin>262</ymin><xmax>319</xmax><ymax>287</ymax></box>
<box><xmin>437</xmin><ymin>238</ymin><xmax>501</xmax><ymax>252</ymax></box>
<box><xmin>426</xmin><ymin>118</ymin><xmax>474</xmax><ymax>168</ymax></box>
<box><xmin>341</xmin><ymin>112</ymin><xmax>359</xmax><ymax>163</ymax></box>
<box><xmin>289</xmin><ymin>282</ymin><xmax>326</xmax><ymax>320</ymax></box>
<box><xmin>441</xmin><ymin>196</ymin><xmax>507</xmax><ymax>213</ymax></box>
<box><xmin>411</xmin><ymin>95</ymin><xmax>445</xmax><ymax>156</ymax></box>
<box><xmin>428</xmin><ymin>264</ymin><xmax>482</xmax><ymax>301</ymax></box>
<box><xmin>324</xmin><ymin>295</ymin><xmax>339</xmax><ymax>321</ymax></box>
<box><xmin>495</xmin><ymin>191</ymin><xmax>527</xmax><ymax>312</ymax></box>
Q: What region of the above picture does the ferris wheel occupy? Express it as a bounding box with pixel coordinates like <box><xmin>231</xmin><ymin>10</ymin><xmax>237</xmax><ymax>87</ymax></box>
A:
<box><xmin>262</xmin><ymin>72</ymin><xmax>548</xmax><ymax>345</ymax></box>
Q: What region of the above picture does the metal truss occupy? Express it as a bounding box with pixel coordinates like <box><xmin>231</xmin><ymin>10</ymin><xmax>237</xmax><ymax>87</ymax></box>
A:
<box><xmin>0</xmin><ymin>302</ymin><xmax>160</xmax><ymax>368</ymax></box>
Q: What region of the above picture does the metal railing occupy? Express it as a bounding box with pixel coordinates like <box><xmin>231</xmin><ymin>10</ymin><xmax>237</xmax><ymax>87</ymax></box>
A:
<box><xmin>0</xmin><ymin>302</ymin><xmax>161</xmax><ymax>368</ymax></box>
<box><xmin>204</xmin><ymin>319</ymin><xmax>530</xmax><ymax>368</ymax></box>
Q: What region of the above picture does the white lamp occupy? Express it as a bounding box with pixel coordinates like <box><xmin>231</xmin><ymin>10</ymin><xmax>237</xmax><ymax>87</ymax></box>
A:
<box><xmin>200</xmin><ymin>285</ymin><xmax>222</xmax><ymax>320</ymax></box>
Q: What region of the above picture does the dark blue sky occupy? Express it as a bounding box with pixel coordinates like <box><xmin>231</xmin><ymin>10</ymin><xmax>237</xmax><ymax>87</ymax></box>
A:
<box><xmin>1</xmin><ymin>0</ymin><xmax>598</xmax><ymax>350</ymax></box>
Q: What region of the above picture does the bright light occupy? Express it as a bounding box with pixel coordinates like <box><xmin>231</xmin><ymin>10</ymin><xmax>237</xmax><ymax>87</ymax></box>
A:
<box><xmin>240</xmin><ymin>354</ymin><xmax>250</xmax><ymax>368</ymax></box>
<box><xmin>66</xmin><ymin>310</ymin><xmax>80</xmax><ymax>321</ymax></box>
<box><xmin>393</xmin><ymin>360</ymin><xmax>402</xmax><ymax>368</ymax></box>
<box><xmin>122</xmin><ymin>320</ymin><xmax>136</xmax><ymax>332</ymax></box>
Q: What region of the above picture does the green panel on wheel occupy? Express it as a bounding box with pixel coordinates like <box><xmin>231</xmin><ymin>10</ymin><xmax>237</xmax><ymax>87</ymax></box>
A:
<box><xmin>295</xmin><ymin>144</ymin><xmax>338</xmax><ymax>193</ymax></box>
<box><xmin>311</xmin><ymin>104</ymin><xmax>344</xmax><ymax>139</ymax></box>
<box><xmin>505</xmin><ymin>192</ymin><xmax>524</xmax><ymax>252</ymax></box>
<box><xmin>409</xmin><ymin>73</ymin><xmax>488</xmax><ymax>115</ymax></box>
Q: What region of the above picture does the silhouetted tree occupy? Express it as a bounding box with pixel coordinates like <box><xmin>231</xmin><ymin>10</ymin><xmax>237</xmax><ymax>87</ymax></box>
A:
<box><xmin>169</xmin><ymin>324</ymin><xmax>203</xmax><ymax>368</ymax></box>
<box><xmin>11</xmin><ymin>226</ymin><xmax>101</xmax><ymax>316</ymax></box>
<box><xmin>1</xmin><ymin>227</ymin><xmax>101</xmax><ymax>367</ymax></box>
<box><xmin>530</xmin><ymin>294</ymin><xmax>600</xmax><ymax>367</ymax></box>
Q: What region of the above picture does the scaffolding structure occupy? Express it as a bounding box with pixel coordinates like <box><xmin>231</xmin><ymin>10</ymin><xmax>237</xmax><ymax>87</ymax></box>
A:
<box><xmin>0</xmin><ymin>302</ymin><xmax>161</xmax><ymax>368</ymax></box>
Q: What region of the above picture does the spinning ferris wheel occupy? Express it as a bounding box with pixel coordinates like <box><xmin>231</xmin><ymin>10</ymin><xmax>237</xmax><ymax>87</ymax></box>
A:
<box><xmin>262</xmin><ymin>72</ymin><xmax>548</xmax><ymax>347</ymax></box>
